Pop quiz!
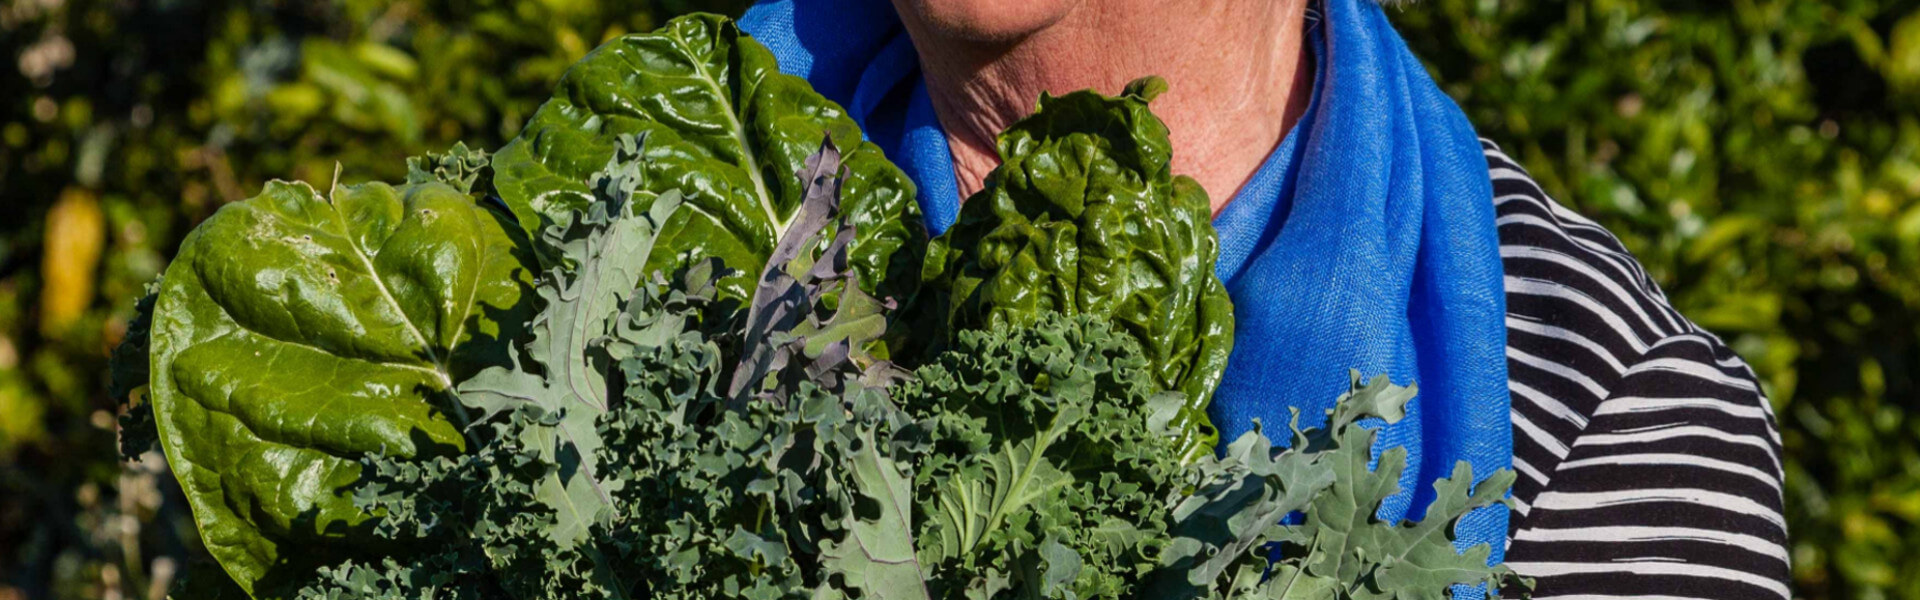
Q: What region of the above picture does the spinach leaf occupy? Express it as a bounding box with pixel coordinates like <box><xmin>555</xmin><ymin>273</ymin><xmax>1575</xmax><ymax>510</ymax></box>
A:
<box><xmin>491</xmin><ymin>13</ymin><xmax>925</xmax><ymax>302</ymax></box>
<box><xmin>924</xmin><ymin>77</ymin><xmax>1234</xmax><ymax>462</ymax></box>
<box><xmin>148</xmin><ymin>177</ymin><xmax>535</xmax><ymax>595</ymax></box>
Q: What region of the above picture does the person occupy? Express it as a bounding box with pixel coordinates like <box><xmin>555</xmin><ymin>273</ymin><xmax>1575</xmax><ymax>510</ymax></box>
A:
<box><xmin>738</xmin><ymin>0</ymin><xmax>1789</xmax><ymax>598</ymax></box>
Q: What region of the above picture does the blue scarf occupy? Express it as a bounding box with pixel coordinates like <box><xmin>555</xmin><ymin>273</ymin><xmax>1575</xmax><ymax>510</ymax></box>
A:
<box><xmin>741</xmin><ymin>0</ymin><xmax>1513</xmax><ymax>589</ymax></box>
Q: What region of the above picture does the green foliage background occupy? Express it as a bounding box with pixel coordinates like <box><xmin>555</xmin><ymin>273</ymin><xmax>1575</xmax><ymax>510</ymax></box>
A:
<box><xmin>1398</xmin><ymin>1</ymin><xmax>1920</xmax><ymax>597</ymax></box>
<box><xmin>0</xmin><ymin>0</ymin><xmax>1909</xmax><ymax>598</ymax></box>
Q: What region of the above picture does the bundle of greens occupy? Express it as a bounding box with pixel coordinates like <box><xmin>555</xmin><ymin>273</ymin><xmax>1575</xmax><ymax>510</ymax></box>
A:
<box><xmin>114</xmin><ymin>13</ymin><xmax>1521</xmax><ymax>600</ymax></box>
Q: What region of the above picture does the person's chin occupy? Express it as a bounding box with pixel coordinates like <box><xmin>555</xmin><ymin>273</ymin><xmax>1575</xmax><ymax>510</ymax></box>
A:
<box><xmin>890</xmin><ymin>0</ymin><xmax>1079</xmax><ymax>43</ymax></box>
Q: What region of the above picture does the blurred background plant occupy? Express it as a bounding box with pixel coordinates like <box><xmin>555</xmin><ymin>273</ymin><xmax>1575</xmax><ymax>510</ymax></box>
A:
<box><xmin>0</xmin><ymin>0</ymin><xmax>1911</xmax><ymax>598</ymax></box>
<box><xmin>1400</xmin><ymin>1</ymin><xmax>1920</xmax><ymax>597</ymax></box>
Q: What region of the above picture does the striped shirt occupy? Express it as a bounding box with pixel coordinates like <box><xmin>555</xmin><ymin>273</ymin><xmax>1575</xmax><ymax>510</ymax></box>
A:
<box><xmin>1483</xmin><ymin>140</ymin><xmax>1789</xmax><ymax>599</ymax></box>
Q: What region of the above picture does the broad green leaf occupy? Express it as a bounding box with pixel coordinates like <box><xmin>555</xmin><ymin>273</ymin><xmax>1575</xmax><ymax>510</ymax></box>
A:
<box><xmin>492</xmin><ymin>13</ymin><xmax>925</xmax><ymax>302</ymax></box>
<box><xmin>923</xmin><ymin>77</ymin><xmax>1234</xmax><ymax>462</ymax></box>
<box><xmin>149</xmin><ymin>178</ymin><xmax>535</xmax><ymax>595</ymax></box>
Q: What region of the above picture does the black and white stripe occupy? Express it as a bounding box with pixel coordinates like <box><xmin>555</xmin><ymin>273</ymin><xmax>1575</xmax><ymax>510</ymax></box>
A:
<box><xmin>1485</xmin><ymin>139</ymin><xmax>1789</xmax><ymax>599</ymax></box>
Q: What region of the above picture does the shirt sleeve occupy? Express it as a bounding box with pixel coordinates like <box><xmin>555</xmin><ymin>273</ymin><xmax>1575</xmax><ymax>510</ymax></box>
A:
<box><xmin>1503</xmin><ymin>331</ymin><xmax>1789</xmax><ymax>599</ymax></box>
<box><xmin>1482</xmin><ymin>138</ymin><xmax>1790</xmax><ymax>599</ymax></box>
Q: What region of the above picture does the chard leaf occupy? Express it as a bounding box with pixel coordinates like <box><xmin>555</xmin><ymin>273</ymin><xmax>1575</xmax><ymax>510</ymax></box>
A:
<box><xmin>924</xmin><ymin>77</ymin><xmax>1234</xmax><ymax>462</ymax></box>
<box><xmin>148</xmin><ymin>177</ymin><xmax>535</xmax><ymax>595</ymax></box>
<box><xmin>492</xmin><ymin>13</ymin><xmax>925</xmax><ymax>302</ymax></box>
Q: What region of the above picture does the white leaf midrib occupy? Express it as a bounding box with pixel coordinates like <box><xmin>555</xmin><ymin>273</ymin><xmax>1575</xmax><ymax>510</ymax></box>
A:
<box><xmin>679</xmin><ymin>34</ymin><xmax>793</xmax><ymax>246</ymax></box>
<box><xmin>321</xmin><ymin>187</ymin><xmax>456</xmax><ymax>390</ymax></box>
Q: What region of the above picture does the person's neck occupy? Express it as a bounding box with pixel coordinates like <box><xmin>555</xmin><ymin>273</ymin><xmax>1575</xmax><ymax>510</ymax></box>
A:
<box><xmin>896</xmin><ymin>0</ymin><xmax>1315</xmax><ymax>213</ymax></box>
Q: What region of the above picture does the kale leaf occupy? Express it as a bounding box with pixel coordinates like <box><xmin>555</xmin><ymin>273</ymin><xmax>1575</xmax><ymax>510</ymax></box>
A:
<box><xmin>453</xmin><ymin>133</ymin><xmax>684</xmax><ymax>554</ymax></box>
<box><xmin>109</xmin><ymin>277</ymin><xmax>159</xmax><ymax>461</ymax></box>
<box><xmin>1148</xmin><ymin>374</ymin><xmax>1523</xmax><ymax>600</ymax></box>
<box><xmin>137</xmin><ymin>14</ymin><xmax>1524</xmax><ymax>600</ymax></box>
<box><xmin>902</xmin><ymin>312</ymin><xmax>1189</xmax><ymax>598</ymax></box>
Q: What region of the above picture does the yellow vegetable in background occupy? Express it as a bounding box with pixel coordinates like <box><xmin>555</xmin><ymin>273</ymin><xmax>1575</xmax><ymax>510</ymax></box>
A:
<box><xmin>39</xmin><ymin>187</ymin><xmax>104</xmax><ymax>336</ymax></box>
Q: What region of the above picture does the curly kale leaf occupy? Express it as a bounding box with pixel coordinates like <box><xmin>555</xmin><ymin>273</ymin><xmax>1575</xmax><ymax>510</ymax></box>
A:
<box><xmin>1148</xmin><ymin>374</ymin><xmax>1524</xmax><ymax>600</ymax></box>
<box><xmin>293</xmin><ymin>140</ymin><xmax>933</xmax><ymax>600</ymax></box>
<box><xmin>923</xmin><ymin>77</ymin><xmax>1233</xmax><ymax>462</ymax></box>
<box><xmin>289</xmin><ymin>400</ymin><xmax>624</xmax><ymax>600</ymax></box>
<box><xmin>291</xmin><ymin>553</ymin><xmax>492</xmax><ymax>600</ymax></box>
<box><xmin>595</xmin><ymin>146</ymin><xmax>930</xmax><ymax>600</ymax></box>
<box><xmin>591</xmin><ymin>257</ymin><xmax>930</xmax><ymax>600</ymax></box>
<box><xmin>602</xmin><ymin>333</ymin><xmax>929</xmax><ymax>599</ymax></box>
<box><xmin>454</xmin><ymin>133</ymin><xmax>684</xmax><ymax>553</ymax></box>
<box><xmin>816</xmin><ymin>412</ymin><xmax>930</xmax><ymax>600</ymax></box>
<box><xmin>406</xmin><ymin>141</ymin><xmax>492</xmax><ymax>195</ymax></box>
<box><xmin>110</xmin><ymin>277</ymin><xmax>159</xmax><ymax>461</ymax></box>
<box><xmin>901</xmin><ymin>312</ymin><xmax>1190</xmax><ymax>599</ymax></box>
